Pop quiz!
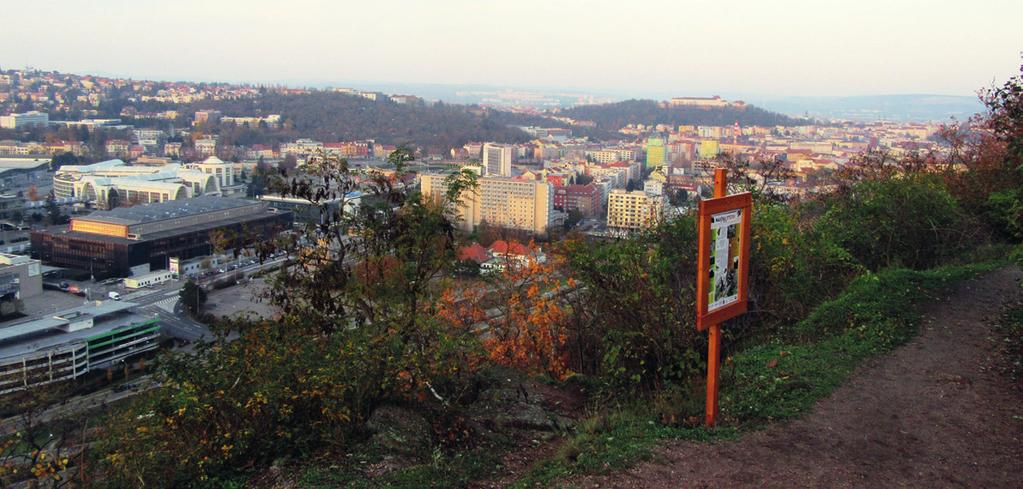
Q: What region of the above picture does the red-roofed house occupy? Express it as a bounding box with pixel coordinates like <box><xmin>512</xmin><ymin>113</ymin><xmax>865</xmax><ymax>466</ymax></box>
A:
<box><xmin>458</xmin><ymin>243</ymin><xmax>489</xmax><ymax>263</ymax></box>
<box><xmin>489</xmin><ymin>240</ymin><xmax>530</xmax><ymax>257</ymax></box>
<box><xmin>482</xmin><ymin>240</ymin><xmax>546</xmax><ymax>274</ymax></box>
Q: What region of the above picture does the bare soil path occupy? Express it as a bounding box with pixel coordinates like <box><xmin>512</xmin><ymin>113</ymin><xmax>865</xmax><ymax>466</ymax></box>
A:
<box><xmin>576</xmin><ymin>267</ymin><xmax>1023</xmax><ymax>489</ymax></box>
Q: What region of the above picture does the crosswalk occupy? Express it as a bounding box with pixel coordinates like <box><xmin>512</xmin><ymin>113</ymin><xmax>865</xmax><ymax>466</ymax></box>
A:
<box><xmin>153</xmin><ymin>297</ymin><xmax>178</xmax><ymax>313</ymax></box>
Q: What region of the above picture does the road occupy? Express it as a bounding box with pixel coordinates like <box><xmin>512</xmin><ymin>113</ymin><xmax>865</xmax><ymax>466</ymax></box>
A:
<box><xmin>0</xmin><ymin>256</ymin><xmax>289</xmax><ymax>435</ymax></box>
<box><xmin>73</xmin><ymin>255</ymin><xmax>288</xmax><ymax>342</ymax></box>
<box><xmin>0</xmin><ymin>375</ymin><xmax>155</xmax><ymax>436</ymax></box>
<box><xmin>130</xmin><ymin>286</ymin><xmax>211</xmax><ymax>342</ymax></box>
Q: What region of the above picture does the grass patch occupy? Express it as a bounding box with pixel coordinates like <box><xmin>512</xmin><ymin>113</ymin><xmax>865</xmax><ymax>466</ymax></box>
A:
<box><xmin>724</xmin><ymin>262</ymin><xmax>1000</xmax><ymax>424</ymax></box>
<box><xmin>513</xmin><ymin>262</ymin><xmax>1002</xmax><ymax>487</ymax></box>
<box><xmin>512</xmin><ymin>402</ymin><xmax>738</xmax><ymax>488</ymax></box>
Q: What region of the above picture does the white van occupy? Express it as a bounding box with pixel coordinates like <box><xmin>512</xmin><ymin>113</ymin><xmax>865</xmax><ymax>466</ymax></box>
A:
<box><xmin>108</xmin><ymin>291</ymin><xmax>121</xmax><ymax>300</ymax></box>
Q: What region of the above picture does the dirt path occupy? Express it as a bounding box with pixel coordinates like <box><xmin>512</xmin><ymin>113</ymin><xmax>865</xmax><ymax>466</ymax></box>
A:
<box><xmin>577</xmin><ymin>267</ymin><xmax>1023</xmax><ymax>489</ymax></box>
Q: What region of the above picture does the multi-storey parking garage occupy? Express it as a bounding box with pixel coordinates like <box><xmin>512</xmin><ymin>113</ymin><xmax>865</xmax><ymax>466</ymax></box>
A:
<box><xmin>0</xmin><ymin>301</ymin><xmax>159</xmax><ymax>396</ymax></box>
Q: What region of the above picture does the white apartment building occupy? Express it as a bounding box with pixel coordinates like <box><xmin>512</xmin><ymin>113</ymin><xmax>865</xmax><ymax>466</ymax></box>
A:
<box><xmin>0</xmin><ymin>111</ymin><xmax>49</xmax><ymax>129</ymax></box>
<box><xmin>195</xmin><ymin>138</ymin><xmax>218</xmax><ymax>156</ymax></box>
<box><xmin>482</xmin><ymin>143</ymin><xmax>513</xmax><ymax>177</ymax></box>
<box><xmin>585</xmin><ymin>148</ymin><xmax>637</xmax><ymax>164</ymax></box>
<box><xmin>643</xmin><ymin>179</ymin><xmax>664</xmax><ymax>196</ymax></box>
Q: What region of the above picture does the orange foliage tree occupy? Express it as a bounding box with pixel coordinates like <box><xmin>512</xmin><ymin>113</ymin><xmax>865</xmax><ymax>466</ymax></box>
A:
<box><xmin>482</xmin><ymin>242</ymin><xmax>574</xmax><ymax>380</ymax></box>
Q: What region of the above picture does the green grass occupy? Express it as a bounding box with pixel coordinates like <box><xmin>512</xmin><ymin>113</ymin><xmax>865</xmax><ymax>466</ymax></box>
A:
<box><xmin>512</xmin><ymin>262</ymin><xmax>1002</xmax><ymax>487</ymax></box>
<box><xmin>512</xmin><ymin>406</ymin><xmax>737</xmax><ymax>488</ymax></box>
<box><xmin>725</xmin><ymin>262</ymin><xmax>999</xmax><ymax>423</ymax></box>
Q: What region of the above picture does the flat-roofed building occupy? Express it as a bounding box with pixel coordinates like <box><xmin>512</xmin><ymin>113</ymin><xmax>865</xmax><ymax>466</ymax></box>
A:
<box><xmin>31</xmin><ymin>196</ymin><xmax>293</xmax><ymax>278</ymax></box>
<box><xmin>646</xmin><ymin>137</ymin><xmax>667</xmax><ymax>169</ymax></box>
<box><xmin>420</xmin><ymin>173</ymin><xmax>552</xmax><ymax>235</ymax></box>
<box><xmin>606</xmin><ymin>189</ymin><xmax>665</xmax><ymax>232</ymax></box>
<box><xmin>553</xmin><ymin>184</ymin><xmax>601</xmax><ymax>217</ymax></box>
<box><xmin>585</xmin><ymin>148</ymin><xmax>637</xmax><ymax>164</ymax></box>
<box><xmin>258</xmin><ymin>192</ymin><xmax>362</xmax><ymax>225</ymax></box>
<box><xmin>0</xmin><ymin>111</ymin><xmax>49</xmax><ymax>129</ymax></box>
<box><xmin>0</xmin><ymin>300</ymin><xmax>159</xmax><ymax>396</ymax></box>
<box><xmin>0</xmin><ymin>157</ymin><xmax>50</xmax><ymax>192</ymax></box>
<box><xmin>482</xmin><ymin>143</ymin><xmax>513</xmax><ymax>177</ymax></box>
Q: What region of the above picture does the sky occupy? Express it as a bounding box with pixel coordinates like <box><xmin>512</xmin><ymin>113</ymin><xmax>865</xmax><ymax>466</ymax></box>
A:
<box><xmin>3</xmin><ymin>0</ymin><xmax>1021</xmax><ymax>98</ymax></box>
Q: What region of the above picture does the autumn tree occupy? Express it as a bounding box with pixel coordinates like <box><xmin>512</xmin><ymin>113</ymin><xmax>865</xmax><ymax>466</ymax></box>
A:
<box><xmin>0</xmin><ymin>386</ymin><xmax>88</xmax><ymax>488</ymax></box>
<box><xmin>482</xmin><ymin>243</ymin><xmax>573</xmax><ymax>380</ymax></box>
<box><xmin>95</xmin><ymin>148</ymin><xmax>485</xmax><ymax>485</ymax></box>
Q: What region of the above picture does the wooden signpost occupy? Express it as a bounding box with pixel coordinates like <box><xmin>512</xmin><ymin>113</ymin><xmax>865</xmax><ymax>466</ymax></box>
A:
<box><xmin>696</xmin><ymin>169</ymin><xmax>752</xmax><ymax>426</ymax></box>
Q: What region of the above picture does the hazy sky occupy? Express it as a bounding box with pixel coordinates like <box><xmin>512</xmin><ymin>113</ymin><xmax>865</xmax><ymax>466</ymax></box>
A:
<box><xmin>4</xmin><ymin>0</ymin><xmax>1021</xmax><ymax>97</ymax></box>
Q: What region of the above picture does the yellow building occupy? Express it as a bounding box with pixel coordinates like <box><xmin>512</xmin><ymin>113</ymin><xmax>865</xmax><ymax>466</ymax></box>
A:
<box><xmin>606</xmin><ymin>189</ymin><xmax>665</xmax><ymax>231</ymax></box>
<box><xmin>645</xmin><ymin>137</ymin><xmax>667</xmax><ymax>169</ymax></box>
<box><xmin>420</xmin><ymin>174</ymin><xmax>553</xmax><ymax>235</ymax></box>
<box><xmin>698</xmin><ymin>140</ymin><xmax>720</xmax><ymax>159</ymax></box>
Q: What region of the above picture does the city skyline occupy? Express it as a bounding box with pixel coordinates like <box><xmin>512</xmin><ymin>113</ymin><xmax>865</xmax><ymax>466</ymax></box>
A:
<box><xmin>3</xmin><ymin>0</ymin><xmax>1021</xmax><ymax>98</ymax></box>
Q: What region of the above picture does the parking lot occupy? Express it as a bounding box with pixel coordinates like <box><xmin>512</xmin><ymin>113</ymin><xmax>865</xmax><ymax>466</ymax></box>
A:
<box><xmin>204</xmin><ymin>277</ymin><xmax>276</xmax><ymax>320</ymax></box>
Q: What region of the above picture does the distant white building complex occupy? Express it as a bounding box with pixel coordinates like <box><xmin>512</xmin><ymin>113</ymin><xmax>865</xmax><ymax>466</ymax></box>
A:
<box><xmin>0</xmin><ymin>111</ymin><xmax>49</xmax><ymax>129</ymax></box>
<box><xmin>53</xmin><ymin>156</ymin><xmax>241</xmax><ymax>209</ymax></box>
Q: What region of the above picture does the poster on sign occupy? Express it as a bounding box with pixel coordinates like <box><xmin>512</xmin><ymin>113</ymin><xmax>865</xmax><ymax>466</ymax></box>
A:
<box><xmin>708</xmin><ymin>209</ymin><xmax>742</xmax><ymax>311</ymax></box>
<box><xmin>696</xmin><ymin>192</ymin><xmax>752</xmax><ymax>331</ymax></box>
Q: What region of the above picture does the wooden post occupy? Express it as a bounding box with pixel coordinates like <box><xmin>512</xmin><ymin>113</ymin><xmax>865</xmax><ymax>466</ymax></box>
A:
<box><xmin>706</xmin><ymin>168</ymin><xmax>727</xmax><ymax>427</ymax></box>
<box><xmin>706</xmin><ymin>320</ymin><xmax>721</xmax><ymax>426</ymax></box>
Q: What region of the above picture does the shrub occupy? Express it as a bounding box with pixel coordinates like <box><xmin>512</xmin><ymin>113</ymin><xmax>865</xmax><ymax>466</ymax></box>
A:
<box><xmin>746</xmin><ymin>202</ymin><xmax>862</xmax><ymax>331</ymax></box>
<box><xmin>985</xmin><ymin>188</ymin><xmax>1023</xmax><ymax>241</ymax></box>
<box><xmin>816</xmin><ymin>174</ymin><xmax>975</xmax><ymax>270</ymax></box>
<box><xmin>562</xmin><ymin>216</ymin><xmax>702</xmax><ymax>390</ymax></box>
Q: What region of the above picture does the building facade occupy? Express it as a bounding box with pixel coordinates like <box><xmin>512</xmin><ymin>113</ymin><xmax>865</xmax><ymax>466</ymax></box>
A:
<box><xmin>31</xmin><ymin>196</ymin><xmax>293</xmax><ymax>278</ymax></box>
<box><xmin>482</xmin><ymin>143</ymin><xmax>513</xmax><ymax>177</ymax></box>
<box><xmin>606</xmin><ymin>189</ymin><xmax>666</xmax><ymax>231</ymax></box>
<box><xmin>0</xmin><ymin>301</ymin><xmax>159</xmax><ymax>396</ymax></box>
<box><xmin>646</xmin><ymin>137</ymin><xmax>667</xmax><ymax>169</ymax></box>
<box><xmin>53</xmin><ymin>158</ymin><xmax>230</xmax><ymax>209</ymax></box>
<box><xmin>553</xmin><ymin>184</ymin><xmax>601</xmax><ymax>217</ymax></box>
<box><xmin>421</xmin><ymin>174</ymin><xmax>553</xmax><ymax>235</ymax></box>
<box><xmin>0</xmin><ymin>111</ymin><xmax>49</xmax><ymax>129</ymax></box>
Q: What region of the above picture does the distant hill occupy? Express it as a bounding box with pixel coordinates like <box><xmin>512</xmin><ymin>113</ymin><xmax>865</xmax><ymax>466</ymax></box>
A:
<box><xmin>173</xmin><ymin>93</ymin><xmax>534</xmax><ymax>152</ymax></box>
<box><xmin>745</xmin><ymin>94</ymin><xmax>985</xmax><ymax>122</ymax></box>
<box><xmin>555</xmin><ymin>99</ymin><xmax>805</xmax><ymax>133</ymax></box>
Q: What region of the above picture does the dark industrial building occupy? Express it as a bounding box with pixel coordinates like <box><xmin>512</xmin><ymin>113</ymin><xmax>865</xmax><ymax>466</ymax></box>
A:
<box><xmin>31</xmin><ymin>196</ymin><xmax>292</xmax><ymax>278</ymax></box>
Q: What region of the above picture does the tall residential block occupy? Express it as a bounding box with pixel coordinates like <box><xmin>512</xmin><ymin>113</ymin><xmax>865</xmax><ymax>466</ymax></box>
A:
<box><xmin>421</xmin><ymin>173</ymin><xmax>552</xmax><ymax>235</ymax></box>
<box><xmin>482</xmin><ymin>143</ymin><xmax>513</xmax><ymax>177</ymax></box>
<box><xmin>606</xmin><ymin>189</ymin><xmax>665</xmax><ymax>231</ymax></box>
<box><xmin>645</xmin><ymin>137</ymin><xmax>667</xmax><ymax>169</ymax></box>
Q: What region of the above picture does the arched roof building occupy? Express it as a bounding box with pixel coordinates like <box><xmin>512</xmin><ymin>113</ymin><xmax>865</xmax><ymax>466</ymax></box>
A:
<box><xmin>53</xmin><ymin>159</ymin><xmax>226</xmax><ymax>209</ymax></box>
